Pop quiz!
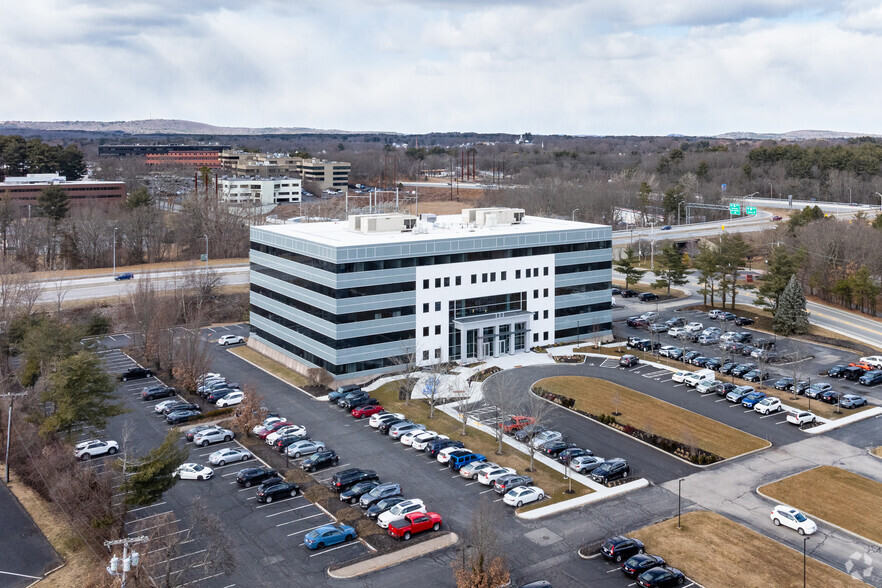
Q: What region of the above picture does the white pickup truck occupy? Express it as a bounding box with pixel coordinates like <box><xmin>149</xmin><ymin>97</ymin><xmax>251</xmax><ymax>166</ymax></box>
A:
<box><xmin>684</xmin><ymin>369</ymin><xmax>715</xmax><ymax>388</ymax></box>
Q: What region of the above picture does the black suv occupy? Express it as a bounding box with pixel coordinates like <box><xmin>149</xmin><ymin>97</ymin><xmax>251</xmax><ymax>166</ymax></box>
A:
<box><xmin>328</xmin><ymin>384</ymin><xmax>362</xmax><ymax>403</ymax></box>
<box><xmin>120</xmin><ymin>367</ymin><xmax>153</xmax><ymax>381</ymax></box>
<box><xmin>620</xmin><ymin>289</ymin><xmax>639</xmax><ymax>298</ymax></box>
<box><xmin>141</xmin><ymin>386</ymin><xmax>175</xmax><ymax>401</ymax></box>
<box><xmin>378</xmin><ymin>418</ymin><xmax>406</xmax><ymax>435</ymax></box>
<box><xmin>161</xmin><ymin>402</ymin><xmax>200</xmax><ymax>415</ymax></box>
<box><xmin>337</xmin><ymin>391</ymin><xmax>368</xmax><ymax>408</ymax></box>
<box><xmin>426</xmin><ymin>439</ymin><xmax>464</xmax><ymax>457</ymax></box>
<box><xmin>331</xmin><ymin>468</ymin><xmax>379</xmax><ymax>492</ymax></box>
<box><xmin>301</xmin><ymin>450</ymin><xmax>339</xmax><ymax>473</ymax></box>
<box><xmin>236</xmin><ymin>467</ymin><xmax>280</xmax><ymax>488</ymax></box>
<box><xmin>638</xmin><ymin>292</ymin><xmax>659</xmax><ymax>302</ymax></box>
<box><xmin>590</xmin><ymin>458</ymin><xmax>630</xmax><ymax>484</ymax></box>
<box><xmin>600</xmin><ymin>535</ymin><xmax>645</xmax><ymax>562</ymax></box>
<box><xmin>339</xmin><ymin>481</ymin><xmax>379</xmax><ymax>504</ymax></box>
<box><xmin>827</xmin><ymin>365</ymin><xmax>848</xmax><ymax>378</ymax></box>
<box><xmin>344</xmin><ymin>396</ymin><xmax>379</xmax><ymax>410</ymax></box>
<box><xmin>734</xmin><ymin>316</ymin><xmax>754</xmax><ymax>326</ymax></box>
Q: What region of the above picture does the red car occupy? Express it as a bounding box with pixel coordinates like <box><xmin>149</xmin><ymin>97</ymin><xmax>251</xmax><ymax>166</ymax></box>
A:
<box><xmin>351</xmin><ymin>404</ymin><xmax>384</xmax><ymax>419</ymax></box>
<box><xmin>257</xmin><ymin>420</ymin><xmax>292</xmax><ymax>440</ymax></box>
<box><xmin>388</xmin><ymin>511</ymin><xmax>442</xmax><ymax>541</ymax></box>
<box><xmin>499</xmin><ymin>415</ymin><xmax>535</xmax><ymax>434</ymax></box>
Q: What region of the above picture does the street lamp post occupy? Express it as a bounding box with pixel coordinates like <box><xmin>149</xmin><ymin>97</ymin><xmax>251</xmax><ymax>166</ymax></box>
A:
<box><xmin>678</xmin><ymin>478</ymin><xmax>683</xmax><ymax>529</ymax></box>
<box><xmin>571</xmin><ymin>208</ymin><xmax>579</xmax><ymax>222</ymax></box>
<box><xmin>875</xmin><ymin>192</ymin><xmax>882</xmax><ymax>211</ymax></box>
<box><xmin>112</xmin><ymin>227</ymin><xmax>118</xmax><ymax>274</ymax></box>
<box><xmin>803</xmin><ymin>536</ymin><xmax>809</xmax><ymax>588</ymax></box>
<box><xmin>203</xmin><ymin>234</ymin><xmax>208</xmax><ymax>262</ymax></box>
<box><xmin>649</xmin><ymin>222</ymin><xmax>656</xmax><ymax>271</ymax></box>
<box><xmin>678</xmin><ymin>200</ymin><xmax>685</xmax><ymax>225</ymax></box>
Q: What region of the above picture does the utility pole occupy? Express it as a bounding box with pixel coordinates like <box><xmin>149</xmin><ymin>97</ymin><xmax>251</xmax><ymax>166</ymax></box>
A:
<box><xmin>112</xmin><ymin>227</ymin><xmax>118</xmax><ymax>274</ymax></box>
<box><xmin>2</xmin><ymin>391</ymin><xmax>28</xmax><ymax>484</ymax></box>
<box><xmin>104</xmin><ymin>535</ymin><xmax>148</xmax><ymax>588</ymax></box>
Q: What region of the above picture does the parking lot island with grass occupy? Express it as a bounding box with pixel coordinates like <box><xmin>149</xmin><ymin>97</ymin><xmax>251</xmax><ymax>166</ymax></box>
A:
<box><xmin>758</xmin><ymin>466</ymin><xmax>882</xmax><ymax>545</ymax></box>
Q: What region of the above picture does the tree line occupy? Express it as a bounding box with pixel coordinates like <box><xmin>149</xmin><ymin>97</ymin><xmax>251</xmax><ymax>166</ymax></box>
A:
<box><xmin>0</xmin><ymin>135</ymin><xmax>86</xmax><ymax>180</ymax></box>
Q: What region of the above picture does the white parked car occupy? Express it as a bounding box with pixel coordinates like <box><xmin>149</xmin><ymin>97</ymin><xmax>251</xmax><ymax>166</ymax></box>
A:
<box><xmin>154</xmin><ymin>399</ymin><xmax>180</xmax><ymax>414</ymax></box>
<box><xmin>684</xmin><ymin>322</ymin><xmax>703</xmax><ymax>333</ymax></box>
<box><xmin>216</xmin><ymin>391</ymin><xmax>244</xmax><ymax>407</ymax></box>
<box><xmin>411</xmin><ymin>431</ymin><xmax>448</xmax><ymax>451</ymax></box>
<box><xmin>75</xmin><ymin>439</ymin><xmax>119</xmax><ymax>460</ymax></box>
<box><xmin>755</xmin><ymin>397</ymin><xmax>783</xmax><ymax>415</ymax></box>
<box><xmin>285</xmin><ymin>439</ymin><xmax>326</xmax><ymax>458</ymax></box>
<box><xmin>266</xmin><ymin>425</ymin><xmax>306</xmax><ymax>445</ymax></box>
<box><xmin>218</xmin><ymin>335</ymin><xmax>245</xmax><ymax>346</ymax></box>
<box><xmin>658</xmin><ymin>345</ymin><xmax>679</xmax><ymax>358</ymax></box>
<box><xmin>400</xmin><ymin>429</ymin><xmax>431</xmax><ymax>446</ymax></box>
<box><xmin>459</xmin><ymin>461</ymin><xmax>499</xmax><ymax>480</ymax></box>
<box><xmin>478</xmin><ymin>466</ymin><xmax>516</xmax><ymax>486</ymax></box>
<box><xmin>193</xmin><ymin>427</ymin><xmax>234</xmax><ymax>447</ymax></box>
<box><xmin>437</xmin><ymin>446</ymin><xmax>469</xmax><ymax>464</ymax></box>
<box><xmin>208</xmin><ymin>447</ymin><xmax>252</xmax><ymax>466</ymax></box>
<box><xmin>859</xmin><ymin>355</ymin><xmax>882</xmax><ymax>369</ymax></box>
<box><xmin>369</xmin><ymin>412</ymin><xmax>405</xmax><ymax>428</ymax></box>
<box><xmin>197</xmin><ymin>372</ymin><xmax>222</xmax><ymax>384</ymax></box>
<box><xmin>530</xmin><ymin>430</ymin><xmax>562</xmax><ymax>449</ymax></box>
<box><xmin>671</xmin><ymin>370</ymin><xmax>690</xmax><ymax>383</ymax></box>
<box><xmin>503</xmin><ymin>486</ymin><xmax>545</xmax><ymax>507</ymax></box>
<box><xmin>668</xmin><ymin>327</ymin><xmax>686</xmax><ymax>338</ymax></box>
<box><xmin>377</xmin><ymin>499</ymin><xmax>426</xmax><ymax>529</ymax></box>
<box><xmin>771</xmin><ymin>505</ymin><xmax>817</xmax><ymax>535</ymax></box>
<box><xmin>173</xmin><ymin>463</ymin><xmax>214</xmax><ymax>481</ymax></box>
<box><xmin>708</xmin><ymin>309</ymin><xmax>726</xmax><ymax>320</ymax></box>
<box><xmin>252</xmin><ymin>416</ymin><xmax>285</xmax><ymax>436</ymax></box>
<box><xmin>786</xmin><ymin>411</ymin><xmax>816</xmax><ymax>426</ymax></box>
<box><xmin>684</xmin><ymin>369</ymin><xmax>715</xmax><ymax>388</ymax></box>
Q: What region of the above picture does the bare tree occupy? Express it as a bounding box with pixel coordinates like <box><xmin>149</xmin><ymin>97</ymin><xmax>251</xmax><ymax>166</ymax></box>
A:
<box><xmin>451</xmin><ymin>499</ymin><xmax>510</xmax><ymax>588</ymax></box>
<box><xmin>424</xmin><ymin>360</ymin><xmax>453</xmax><ymax>419</ymax></box>
<box><xmin>392</xmin><ymin>345</ymin><xmax>420</xmax><ymax>405</ymax></box>
<box><xmin>171</xmin><ymin>328</ymin><xmax>211</xmax><ymax>393</ymax></box>
<box><xmin>51</xmin><ymin>270</ymin><xmax>69</xmax><ymax>315</ymax></box>
<box><xmin>183</xmin><ymin>266</ymin><xmax>224</xmax><ymax>314</ymax></box>
<box><xmin>0</xmin><ymin>260</ymin><xmax>43</xmax><ymax>323</ymax></box>
<box><xmin>231</xmin><ymin>385</ymin><xmax>266</xmax><ymax>436</ymax></box>
<box><xmin>306</xmin><ymin>367</ymin><xmax>334</xmax><ymax>390</ymax></box>
<box><xmin>523</xmin><ymin>389</ymin><xmax>558</xmax><ymax>472</ymax></box>
<box><xmin>481</xmin><ymin>372</ymin><xmax>525</xmax><ymax>455</ymax></box>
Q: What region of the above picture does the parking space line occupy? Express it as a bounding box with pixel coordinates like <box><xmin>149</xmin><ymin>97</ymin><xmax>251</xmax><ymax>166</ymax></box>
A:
<box><xmin>144</xmin><ymin>549</ymin><xmax>207</xmax><ymax>567</ymax></box>
<box><xmin>151</xmin><ymin>528</ymin><xmax>189</xmax><ymax>541</ymax></box>
<box><xmin>465</xmin><ymin>481</ymin><xmax>479</xmax><ymax>486</ymax></box>
<box><xmin>775</xmin><ymin>420</ymin><xmax>789</xmax><ymax>425</ymax></box>
<box><xmin>479</xmin><ymin>489</ymin><xmax>494</xmax><ymax>494</ymax></box>
<box><xmin>265</xmin><ymin>504</ymin><xmax>315</xmax><ymax>518</ymax></box>
<box><xmin>307</xmin><ymin>541</ymin><xmax>361</xmax><ymax>557</ymax></box>
<box><xmin>0</xmin><ymin>570</ymin><xmax>44</xmax><ymax>580</ymax></box>
<box><xmin>255</xmin><ymin>496</ymin><xmax>301</xmax><ymax>509</ymax></box>
<box><xmin>129</xmin><ymin>501</ymin><xmax>166</xmax><ymax>513</ymax></box>
<box><xmin>128</xmin><ymin>510</ymin><xmax>174</xmax><ymax>523</ymax></box>
<box><xmin>178</xmin><ymin>571</ymin><xmax>226</xmax><ymax>587</ymax></box>
<box><xmin>147</xmin><ymin>539</ymin><xmax>196</xmax><ymax>554</ymax></box>
<box><xmin>286</xmin><ymin>522</ymin><xmax>332</xmax><ymax>537</ymax></box>
<box><xmin>222</xmin><ymin>471</ymin><xmax>241</xmax><ymax>477</ymax></box>
<box><xmin>276</xmin><ymin>512</ymin><xmax>324</xmax><ymax>527</ymax></box>
<box><xmin>128</xmin><ymin>518</ymin><xmax>181</xmax><ymax>535</ymax></box>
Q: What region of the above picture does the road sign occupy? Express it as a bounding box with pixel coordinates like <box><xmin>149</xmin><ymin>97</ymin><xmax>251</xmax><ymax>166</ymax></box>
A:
<box><xmin>722</xmin><ymin>184</ymin><xmax>727</xmax><ymax>192</ymax></box>
<box><xmin>746</xmin><ymin>206</ymin><xmax>757</xmax><ymax>215</ymax></box>
<box><xmin>721</xmin><ymin>225</ymin><xmax>725</xmax><ymax>231</ymax></box>
<box><xmin>728</xmin><ymin>203</ymin><xmax>741</xmax><ymax>215</ymax></box>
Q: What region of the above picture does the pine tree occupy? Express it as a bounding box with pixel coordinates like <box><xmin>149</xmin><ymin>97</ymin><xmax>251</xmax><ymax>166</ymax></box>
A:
<box><xmin>613</xmin><ymin>247</ymin><xmax>646</xmax><ymax>290</ymax></box>
<box><xmin>773</xmin><ymin>275</ymin><xmax>810</xmax><ymax>335</ymax></box>
<box><xmin>652</xmin><ymin>245</ymin><xmax>689</xmax><ymax>296</ymax></box>
<box><xmin>122</xmin><ymin>430</ymin><xmax>189</xmax><ymax>507</ymax></box>
<box><xmin>756</xmin><ymin>245</ymin><xmax>802</xmax><ymax>311</ymax></box>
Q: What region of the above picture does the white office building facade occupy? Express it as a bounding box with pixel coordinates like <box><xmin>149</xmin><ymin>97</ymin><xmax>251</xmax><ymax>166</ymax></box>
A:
<box><xmin>248</xmin><ymin>209</ymin><xmax>612</xmax><ymax>382</ymax></box>
<box><xmin>219</xmin><ymin>177</ymin><xmax>302</xmax><ymax>206</ymax></box>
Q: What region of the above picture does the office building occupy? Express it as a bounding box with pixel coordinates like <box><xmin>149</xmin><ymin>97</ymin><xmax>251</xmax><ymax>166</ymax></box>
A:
<box><xmin>248</xmin><ymin>208</ymin><xmax>612</xmax><ymax>383</ymax></box>
<box><xmin>0</xmin><ymin>174</ymin><xmax>125</xmax><ymax>207</ymax></box>
<box><xmin>98</xmin><ymin>144</ymin><xmax>227</xmax><ymax>168</ymax></box>
<box><xmin>219</xmin><ymin>176</ymin><xmax>302</xmax><ymax>206</ymax></box>
<box><xmin>220</xmin><ymin>151</ymin><xmax>350</xmax><ymax>193</ymax></box>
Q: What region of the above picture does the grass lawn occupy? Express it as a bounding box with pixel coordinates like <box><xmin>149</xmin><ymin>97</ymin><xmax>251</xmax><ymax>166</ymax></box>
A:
<box><xmin>873</xmin><ymin>447</ymin><xmax>882</xmax><ymax>459</ymax></box>
<box><xmin>228</xmin><ymin>346</ymin><xmax>311</xmax><ymax>389</ymax></box>
<box><xmin>631</xmin><ymin>511</ymin><xmax>864</xmax><ymax>588</ymax></box>
<box><xmin>537</xmin><ymin>376</ymin><xmax>769</xmax><ymax>459</ymax></box>
<box><xmin>370</xmin><ymin>382</ymin><xmax>591</xmax><ymax>511</ymax></box>
<box><xmin>759</xmin><ymin>466</ymin><xmax>882</xmax><ymax>544</ymax></box>
<box><xmin>612</xmin><ymin>279</ymin><xmax>686</xmax><ymax>298</ymax></box>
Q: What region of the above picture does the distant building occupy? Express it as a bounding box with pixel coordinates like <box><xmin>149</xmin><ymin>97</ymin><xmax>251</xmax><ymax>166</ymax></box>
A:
<box><xmin>248</xmin><ymin>207</ymin><xmax>612</xmax><ymax>383</ymax></box>
<box><xmin>98</xmin><ymin>144</ymin><xmax>228</xmax><ymax>168</ymax></box>
<box><xmin>0</xmin><ymin>174</ymin><xmax>125</xmax><ymax>208</ymax></box>
<box><xmin>220</xmin><ymin>151</ymin><xmax>350</xmax><ymax>194</ymax></box>
<box><xmin>219</xmin><ymin>177</ymin><xmax>302</xmax><ymax>206</ymax></box>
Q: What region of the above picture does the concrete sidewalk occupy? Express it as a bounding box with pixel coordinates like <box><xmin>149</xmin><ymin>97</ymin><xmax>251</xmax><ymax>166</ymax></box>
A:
<box><xmin>327</xmin><ymin>532</ymin><xmax>459</xmax><ymax>579</ymax></box>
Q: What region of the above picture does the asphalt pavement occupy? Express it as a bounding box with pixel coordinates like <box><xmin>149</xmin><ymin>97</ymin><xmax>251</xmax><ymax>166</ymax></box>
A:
<box><xmin>0</xmin><ymin>483</ymin><xmax>61</xmax><ymax>587</ymax></box>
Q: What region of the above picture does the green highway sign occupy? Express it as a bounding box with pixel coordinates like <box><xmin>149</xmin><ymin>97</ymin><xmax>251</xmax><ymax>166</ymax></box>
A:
<box><xmin>729</xmin><ymin>202</ymin><xmax>741</xmax><ymax>215</ymax></box>
<box><xmin>746</xmin><ymin>206</ymin><xmax>757</xmax><ymax>215</ymax></box>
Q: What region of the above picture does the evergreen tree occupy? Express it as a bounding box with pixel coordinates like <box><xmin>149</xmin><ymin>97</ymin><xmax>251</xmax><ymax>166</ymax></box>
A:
<box><xmin>718</xmin><ymin>233</ymin><xmax>750</xmax><ymax>309</ymax></box>
<box><xmin>124</xmin><ymin>186</ymin><xmax>154</xmax><ymax>210</ymax></box>
<box><xmin>755</xmin><ymin>245</ymin><xmax>802</xmax><ymax>311</ymax></box>
<box><xmin>773</xmin><ymin>275</ymin><xmax>810</xmax><ymax>335</ymax></box>
<box><xmin>613</xmin><ymin>247</ymin><xmax>646</xmax><ymax>290</ymax></box>
<box><xmin>872</xmin><ymin>213</ymin><xmax>882</xmax><ymax>230</ymax></box>
<box><xmin>40</xmin><ymin>350</ymin><xmax>124</xmax><ymax>437</ymax></box>
<box><xmin>652</xmin><ymin>245</ymin><xmax>689</xmax><ymax>295</ymax></box>
<box><xmin>121</xmin><ymin>431</ymin><xmax>189</xmax><ymax>507</ymax></box>
<box><xmin>37</xmin><ymin>185</ymin><xmax>69</xmax><ymax>222</ymax></box>
<box><xmin>693</xmin><ymin>243</ymin><xmax>721</xmax><ymax>307</ymax></box>
<box><xmin>637</xmin><ymin>182</ymin><xmax>652</xmax><ymax>224</ymax></box>
<box><xmin>696</xmin><ymin>161</ymin><xmax>709</xmax><ymax>179</ymax></box>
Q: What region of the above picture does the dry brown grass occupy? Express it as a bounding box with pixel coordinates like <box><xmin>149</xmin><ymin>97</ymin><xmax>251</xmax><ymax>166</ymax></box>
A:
<box><xmin>537</xmin><ymin>376</ymin><xmax>769</xmax><ymax>459</ymax></box>
<box><xmin>759</xmin><ymin>466</ymin><xmax>882</xmax><ymax>544</ymax></box>
<box><xmin>370</xmin><ymin>383</ymin><xmax>592</xmax><ymax>506</ymax></box>
<box><xmin>631</xmin><ymin>511</ymin><xmax>864</xmax><ymax>588</ymax></box>
<box><xmin>872</xmin><ymin>447</ymin><xmax>882</xmax><ymax>459</ymax></box>
<box><xmin>612</xmin><ymin>279</ymin><xmax>687</xmax><ymax>297</ymax></box>
<box><xmin>228</xmin><ymin>346</ymin><xmax>311</xmax><ymax>388</ymax></box>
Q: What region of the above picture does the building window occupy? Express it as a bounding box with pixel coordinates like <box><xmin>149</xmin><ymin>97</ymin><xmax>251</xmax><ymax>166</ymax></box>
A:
<box><xmin>482</xmin><ymin>273</ymin><xmax>488</xmax><ymax>283</ymax></box>
<box><xmin>543</xmin><ymin>310</ymin><xmax>549</xmax><ymax>319</ymax></box>
<box><xmin>422</xmin><ymin>350</ymin><xmax>429</xmax><ymax>360</ymax></box>
<box><xmin>501</xmin><ymin>271</ymin><xmax>507</xmax><ymax>280</ymax></box>
<box><xmin>490</xmin><ymin>273</ymin><xmax>496</xmax><ymax>282</ymax></box>
<box><xmin>435</xmin><ymin>278</ymin><xmax>441</xmax><ymax>288</ymax></box>
<box><xmin>534</xmin><ymin>267</ymin><xmax>539</xmax><ymax>275</ymax></box>
<box><xmin>435</xmin><ymin>348</ymin><xmax>441</xmax><ymax>359</ymax></box>
<box><xmin>533</xmin><ymin>289</ymin><xmax>539</xmax><ymax>299</ymax></box>
<box><xmin>544</xmin><ymin>288</ymin><xmax>549</xmax><ymax>297</ymax></box>
<box><xmin>444</xmin><ymin>277</ymin><xmax>450</xmax><ymax>287</ymax></box>
<box><xmin>423</xmin><ymin>303</ymin><xmax>429</xmax><ymax>313</ymax></box>
<box><xmin>455</xmin><ymin>276</ymin><xmax>461</xmax><ymax>286</ymax></box>
<box><xmin>526</xmin><ymin>269</ymin><xmax>531</xmax><ymax>278</ymax></box>
<box><xmin>543</xmin><ymin>331</ymin><xmax>549</xmax><ymax>340</ymax></box>
<box><xmin>435</xmin><ymin>302</ymin><xmax>441</xmax><ymax>312</ymax></box>
<box><xmin>435</xmin><ymin>325</ymin><xmax>441</xmax><ymax>335</ymax></box>
<box><xmin>516</xmin><ymin>270</ymin><xmax>521</xmax><ymax>279</ymax></box>
<box><xmin>423</xmin><ymin>326</ymin><xmax>429</xmax><ymax>336</ymax></box>
<box><xmin>544</xmin><ymin>267</ymin><xmax>549</xmax><ymax>276</ymax></box>
<box><xmin>471</xmin><ymin>274</ymin><xmax>477</xmax><ymax>284</ymax></box>
<box><xmin>423</xmin><ymin>279</ymin><xmax>429</xmax><ymax>289</ymax></box>
<box><xmin>533</xmin><ymin>333</ymin><xmax>539</xmax><ymax>342</ymax></box>
<box><xmin>533</xmin><ymin>311</ymin><xmax>539</xmax><ymax>320</ymax></box>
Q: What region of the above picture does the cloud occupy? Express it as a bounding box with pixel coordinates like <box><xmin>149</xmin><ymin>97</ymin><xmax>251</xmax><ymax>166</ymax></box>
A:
<box><xmin>2</xmin><ymin>1</ymin><xmax>881</xmax><ymax>135</ymax></box>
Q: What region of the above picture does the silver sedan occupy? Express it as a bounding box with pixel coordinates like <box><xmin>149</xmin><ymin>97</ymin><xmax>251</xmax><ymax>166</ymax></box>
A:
<box><xmin>285</xmin><ymin>439</ymin><xmax>326</xmax><ymax>458</ymax></box>
<box><xmin>208</xmin><ymin>447</ymin><xmax>252</xmax><ymax>466</ymax></box>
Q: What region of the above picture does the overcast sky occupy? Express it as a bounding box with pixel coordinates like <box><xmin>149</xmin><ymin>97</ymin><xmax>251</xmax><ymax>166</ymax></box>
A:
<box><xmin>3</xmin><ymin>1</ymin><xmax>881</xmax><ymax>135</ymax></box>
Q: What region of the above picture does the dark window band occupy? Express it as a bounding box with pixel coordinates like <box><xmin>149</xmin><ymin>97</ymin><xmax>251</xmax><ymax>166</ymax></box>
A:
<box><xmin>555</xmin><ymin>323</ymin><xmax>613</xmax><ymax>340</ymax></box>
<box><xmin>554</xmin><ymin>282</ymin><xmax>612</xmax><ymax>296</ymax></box>
<box><xmin>252</xmin><ymin>263</ymin><xmax>415</xmax><ymax>299</ymax></box>
<box><xmin>554</xmin><ymin>301</ymin><xmax>613</xmax><ymax>317</ymax></box>
<box><xmin>555</xmin><ymin>260</ymin><xmax>612</xmax><ymax>275</ymax></box>
<box><xmin>251</xmin><ymin>284</ymin><xmax>415</xmax><ymax>324</ymax></box>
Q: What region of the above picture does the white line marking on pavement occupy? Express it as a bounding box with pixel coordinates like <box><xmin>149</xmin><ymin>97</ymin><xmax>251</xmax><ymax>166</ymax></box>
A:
<box><xmin>308</xmin><ymin>541</ymin><xmax>361</xmax><ymax>557</ymax></box>
<box><xmin>0</xmin><ymin>570</ymin><xmax>43</xmax><ymax>580</ymax></box>
<box><xmin>129</xmin><ymin>502</ymin><xmax>166</xmax><ymax>513</ymax></box>
<box><xmin>277</xmin><ymin>512</ymin><xmax>324</xmax><ymax>527</ymax></box>
<box><xmin>286</xmin><ymin>522</ymin><xmax>331</xmax><ymax>537</ymax></box>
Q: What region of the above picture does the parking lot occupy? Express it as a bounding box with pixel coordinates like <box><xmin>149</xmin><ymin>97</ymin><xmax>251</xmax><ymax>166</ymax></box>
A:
<box><xmin>577</xmin><ymin>552</ymin><xmax>701</xmax><ymax>588</ymax></box>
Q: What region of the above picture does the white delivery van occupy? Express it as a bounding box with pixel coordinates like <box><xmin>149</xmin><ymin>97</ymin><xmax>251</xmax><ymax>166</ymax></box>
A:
<box><xmin>684</xmin><ymin>369</ymin><xmax>715</xmax><ymax>388</ymax></box>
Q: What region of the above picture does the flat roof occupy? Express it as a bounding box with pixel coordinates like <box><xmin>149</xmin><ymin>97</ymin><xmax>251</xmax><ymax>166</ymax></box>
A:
<box><xmin>255</xmin><ymin>213</ymin><xmax>608</xmax><ymax>248</ymax></box>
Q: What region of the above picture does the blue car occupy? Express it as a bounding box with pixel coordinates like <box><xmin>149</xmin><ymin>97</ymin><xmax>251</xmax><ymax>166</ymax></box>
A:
<box><xmin>741</xmin><ymin>392</ymin><xmax>767</xmax><ymax>408</ymax></box>
<box><xmin>114</xmin><ymin>272</ymin><xmax>134</xmax><ymax>281</ymax></box>
<box><xmin>303</xmin><ymin>523</ymin><xmax>356</xmax><ymax>550</ymax></box>
<box><xmin>661</xmin><ymin>225</ymin><xmax>672</xmax><ymax>230</ymax></box>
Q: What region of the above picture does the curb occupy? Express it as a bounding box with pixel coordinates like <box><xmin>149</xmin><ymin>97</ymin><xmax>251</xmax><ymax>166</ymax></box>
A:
<box><xmin>755</xmin><ymin>468</ymin><xmax>882</xmax><ymax>549</ymax></box>
<box><xmin>515</xmin><ymin>479</ymin><xmax>649</xmax><ymax>519</ymax></box>
<box><xmin>804</xmin><ymin>407</ymin><xmax>882</xmax><ymax>434</ymax></box>
<box><xmin>225</xmin><ymin>348</ymin><xmax>321</xmax><ymax>401</ymax></box>
<box><xmin>327</xmin><ymin>532</ymin><xmax>459</xmax><ymax>579</ymax></box>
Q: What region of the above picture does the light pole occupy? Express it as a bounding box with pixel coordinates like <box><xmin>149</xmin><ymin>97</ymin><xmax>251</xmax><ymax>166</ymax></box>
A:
<box><xmin>571</xmin><ymin>208</ymin><xmax>579</xmax><ymax>222</ymax></box>
<box><xmin>203</xmin><ymin>234</ymin><xmax>208</xmax><ymax>262</ymax></box>
<box><xmin>649</xmin><ymin>222</ymin><xmax>656</xmax><ymax>271</ymax></box>
<box><xmin>677</xmin><ymin>478</ymin><xmax>683</xmax><ymax>529</ymax></box>
<box><xmin>2</xmin><ymin>391</ymin><xmax>28</xmax><ymax>484</ymax></box>
<box><xmin>803</xmin><ymin>536</ymin><xmax>809</xmax><ymax>588</ymax></box>
<box><xmin>678</xmin><ymin>200</ymin><xmax>685</xmax><ymax>225</ymax></box>
<box><xmin>875</xmin><ymin>191</ymin><xmax>882</xmax><ymax>211</ymax></box>
<box><xmin>112</xmin><ymin>227</ymin><xmax>118</xmax><ymax>274</ymax></box>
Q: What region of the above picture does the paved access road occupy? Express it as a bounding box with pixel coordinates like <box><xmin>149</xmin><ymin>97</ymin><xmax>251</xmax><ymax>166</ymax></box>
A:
<box><xmin>0</xmin><ymin>483</ymin><xmax>61</xmax><ymax>587</ymax></box>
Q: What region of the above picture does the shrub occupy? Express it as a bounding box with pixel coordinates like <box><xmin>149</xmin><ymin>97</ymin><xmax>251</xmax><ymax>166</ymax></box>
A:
<box><xmin>85</xmin><ymin>314</ymin><xmax>112</xmax><ymax>336</ymax></box>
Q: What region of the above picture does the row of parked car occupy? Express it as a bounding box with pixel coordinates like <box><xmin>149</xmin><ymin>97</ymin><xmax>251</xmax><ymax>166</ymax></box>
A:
<box><xmin>601</xmin><ymin>535</ymin><xmax>686</xmax><ymax>587</ymax></box>
<box><xmin>499</xmin><ymin>416</ymin><xmax>632</xmax><ymax>484</ymax></box>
